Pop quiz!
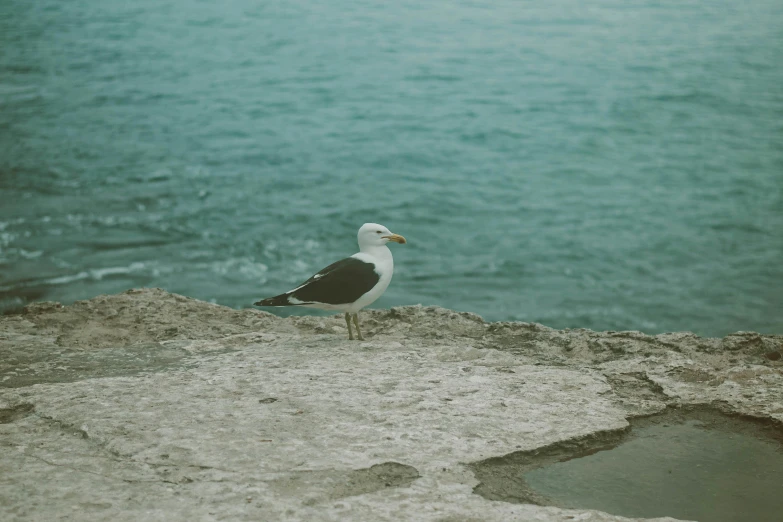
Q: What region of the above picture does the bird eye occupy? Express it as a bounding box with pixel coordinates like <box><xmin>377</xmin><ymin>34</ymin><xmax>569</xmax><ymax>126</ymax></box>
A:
<box><xmin>376</xmin><ymin>231</ymin><xmax>382</xmax><ymax>234</ymax></box>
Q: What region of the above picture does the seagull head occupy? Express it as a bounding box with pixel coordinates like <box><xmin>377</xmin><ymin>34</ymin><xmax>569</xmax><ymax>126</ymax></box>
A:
<box><xmin>358</xmin><ymin>223</ymin><xmax>407</xmax><ymax>249</ymax></box>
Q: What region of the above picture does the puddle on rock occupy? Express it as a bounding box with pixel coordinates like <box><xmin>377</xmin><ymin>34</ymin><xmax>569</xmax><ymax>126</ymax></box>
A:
<box><xmin>471</xmin><ymin>407</ymin><xmax>783</xmax><ymax>522</ymax></box>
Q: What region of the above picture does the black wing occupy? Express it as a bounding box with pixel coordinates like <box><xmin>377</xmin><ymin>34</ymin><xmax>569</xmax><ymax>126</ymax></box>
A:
<box><xmin>255</xmin><ymin>257</ymin><xmax>380</xmax><ymax>306</ymax></box>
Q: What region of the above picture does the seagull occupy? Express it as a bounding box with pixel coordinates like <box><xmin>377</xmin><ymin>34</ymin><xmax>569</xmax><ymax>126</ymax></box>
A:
<box><xmin>254</xmin><ymin>223</ymin><xmax>407</xmax><ymax>340</ymax></box>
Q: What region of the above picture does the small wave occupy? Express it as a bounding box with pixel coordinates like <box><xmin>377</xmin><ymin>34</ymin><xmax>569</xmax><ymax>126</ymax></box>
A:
<box><xmin>262</xmin><ymin>238</ymin><xmax>321</xmax><ymax>258</ymax></box>
<box><xmin>404</xmin><ymin>74</ymin><xmax>462</xmax><ymax>83</ymax></box>
<box><xmin>209</xmin><ymin>258</ymin><xmax>268</xmax><ymax>281</ymax></box>
<box><xmin>0</xmin><ymin>232</ymin><xmax>17</xmax><ymax>248</ymax></box>
<box><xmin>130</xmin><ymin>170</ymin><xmax>172</xmax><ymax>183</ymax></box>
<box><xmin>44</xmin><ymin>262</ymin><xmax>150</xmax><ymax>286</ymax></box>
<box><xmin>0</xmin><ymin>262</ymin><xmax>154</xmax><ymax>294</ymax></box>
<box><xmin>19</xmin><ymin>249</ymin><xmax>43</xmax><ymax>259</ymax></box>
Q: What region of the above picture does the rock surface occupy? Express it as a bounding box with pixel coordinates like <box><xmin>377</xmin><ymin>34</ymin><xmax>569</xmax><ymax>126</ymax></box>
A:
<box><xmin>1</xmin><ymin>288</ymin><xmax>781</xmax><ymax>521</ymax></box>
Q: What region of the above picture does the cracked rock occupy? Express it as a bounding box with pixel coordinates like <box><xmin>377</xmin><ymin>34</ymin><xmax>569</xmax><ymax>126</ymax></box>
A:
<box><xmin>1</xmin><ymin>289</ymin><xmax>781</xmax><ymax>521</ymax></box>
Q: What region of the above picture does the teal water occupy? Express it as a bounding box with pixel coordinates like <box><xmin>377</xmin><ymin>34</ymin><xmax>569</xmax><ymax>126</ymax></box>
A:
<box><xmin>525</xmin><ymin>421</ymin><xmax>783</xmax><ymax>522</ymax></box>
<box><xmin>1</xmin><ymin>0</ymin><xmax>782</xmax><ymax>335</ymax></box>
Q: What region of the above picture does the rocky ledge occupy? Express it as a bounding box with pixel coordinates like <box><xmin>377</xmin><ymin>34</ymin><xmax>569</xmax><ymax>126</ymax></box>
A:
<box><xmin>1</xmin><ymin>288</ymin><xmax>781</xmax><ymax>521</ymax></box>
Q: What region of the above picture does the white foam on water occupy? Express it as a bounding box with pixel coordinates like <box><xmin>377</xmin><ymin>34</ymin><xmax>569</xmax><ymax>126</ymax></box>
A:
<box><xmin>41</xmin><ymin>262</ymin><xmax>151</xmax><ymax>286</ymax></box>
<box><xmin>208</xmin><ymin>258</ymin><xmax>268</xmax><ymax>282</ymax></box>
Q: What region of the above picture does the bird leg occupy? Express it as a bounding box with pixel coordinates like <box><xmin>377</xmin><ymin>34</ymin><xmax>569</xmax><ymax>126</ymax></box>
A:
<box><xmin>352</xmin><ymin>313</ymin><xmax>364</xmax><ymax>341</ymax></box>
<box><xmin>344</xmin><ymin>312</ymin><xmax>354</xmax><ymax>340</ymax></box>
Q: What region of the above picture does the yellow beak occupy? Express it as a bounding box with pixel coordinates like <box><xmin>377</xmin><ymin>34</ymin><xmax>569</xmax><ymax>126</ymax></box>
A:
<box><xmin>383</xmin><ymin>233</ymin><xmax>407</xmax><ymax>244</ymax></box>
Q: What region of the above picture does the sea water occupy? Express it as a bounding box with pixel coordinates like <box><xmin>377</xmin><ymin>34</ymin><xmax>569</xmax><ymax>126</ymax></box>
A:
<box><xmin>1</xmin><ymin>0</ymin><xmax>781</xmax><ymax>336</ymax></box>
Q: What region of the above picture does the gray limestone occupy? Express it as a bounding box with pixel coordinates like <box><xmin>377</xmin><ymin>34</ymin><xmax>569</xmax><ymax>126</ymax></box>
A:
<box><xmin>1</xmin><ymin>288</ymin><xmax>781</xmax><ymax>521</ymax></box>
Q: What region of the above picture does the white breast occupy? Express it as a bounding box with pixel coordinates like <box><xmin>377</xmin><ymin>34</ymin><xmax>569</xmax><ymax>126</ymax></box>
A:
<box><xmin>348</xmin><ymin>246</ymin><xmax>394</xmax><ymax>312</ymax></box>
